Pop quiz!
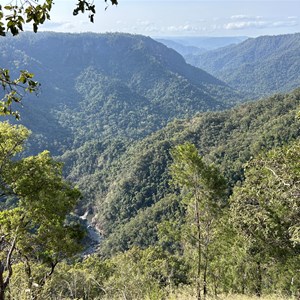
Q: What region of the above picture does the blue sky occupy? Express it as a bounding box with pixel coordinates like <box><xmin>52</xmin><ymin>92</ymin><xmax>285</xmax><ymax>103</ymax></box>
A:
<box><xmin>40</xmin><ymin>0</ymin><xmax>300</xmax><ymax>37</ymax></box>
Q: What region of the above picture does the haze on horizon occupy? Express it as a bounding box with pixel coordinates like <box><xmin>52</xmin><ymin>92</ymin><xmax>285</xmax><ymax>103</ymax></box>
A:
<box><xmin>37</xmin><ymin>0</ymin><xmax>300</xmax><ymax>38</ymax></box>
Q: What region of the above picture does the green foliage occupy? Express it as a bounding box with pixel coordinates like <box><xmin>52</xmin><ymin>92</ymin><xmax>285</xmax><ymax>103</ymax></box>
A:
<box><xmin>0</xmin><ymin>121</ymin><xmax>83</xmax><ymax>298</ymax></box>
<box><xmin>0</xmin><ymin>32</ymin><xmax>239</xmax><ymax>226</ymax></box>
<box><xmin>101</xmin><ymin>246</ymin><xmax>188</xmax><ymax>300</ymax></box>
<box><xmin>7</xmin><ymin>247</ymin><xmax>188</xmax><ymax>300</ymax></box>
<box><xmin>0</xmin><ymin>68</ymin><xmax>39</xmax><ymax>119</ymax></box>
<box><xmin>0</xmin><ymin>0</ymin><xmax>52</xmax><ymax>36</ymax></box>
<box><xmin>230</xmin><ymin>139</ymin><xmax>300</xmax><ymax>254</ymax></box>
<box><xmin>1</xmin><ymin>30</ymin><xmax>299</xmax><ymax>299</ymax></box>
<box><xmin>0</xmin><ymin>121</ymin><xmax>29</xmax><ymax>156</ymax></box>
<box><xmin>6</xmin><ymin>257</ymin><xmax>111</xmax><ymax>299</ymax></box>
<box><xmin>73</xmin><ymin>0</ymin><xmax>118</xmax><ymax>23</ymax></box>
<box><xmin>42</xmin><ymin>257</ymin><xmax>112</xmax><ymax>299</ymax></box>
<box><xmin>95</xmin><ymin>88</ymin><xmax>299</xmax><ymax>256</ymax></box>
<box><xmin>170</xmin><ymin>143</ymin><xmax>227</xmax><ymax>299</ymax></box>
<box><xmin>0</xmin><ymin>32</ymin><xmax>238</xmax><ymax>153</ymax></box>
<box><xmin>186</xmin><ymin>33</ymin><xmax>300</xmax><ymax>97</ymax></box>
<box><xmin>170</xmin><ymin>142</ymin><xmax>227</xmax><ymax>198</ymax></box>
<box><xmin>99</xmin><ymin>194</ymin><xmax>183</xmax><ymax>256</ymax></box>
<box><xmin>81</xmin><ymin>85</ymin><xmax>299</xmax><ymax>299</ymax></box>
<box><xmin>0</xmin><ymin>0</ymin><xmax>118</xmax><ymax>36</ymax></box>
<box><xmin>229</xmin><ymin>139</ymin><xmax>300</xmax><ymax>296</ymax></box>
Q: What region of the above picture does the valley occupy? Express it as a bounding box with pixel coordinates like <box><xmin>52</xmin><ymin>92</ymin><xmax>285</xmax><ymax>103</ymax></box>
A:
<box><xmin>0</xmin><ymin>31</ymin><xmax>299</xmax><ymax>299</ymax></box>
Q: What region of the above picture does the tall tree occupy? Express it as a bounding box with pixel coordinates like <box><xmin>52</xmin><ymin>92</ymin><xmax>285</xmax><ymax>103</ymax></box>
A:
<box><xmin>0</xmin><ymin>121</ymin><xmax>83</xmax><ymax>300</ymax></box>
<box><xmin>170</xmin><ymin>143</ymin><xmax>227</xmax><ymax>300</ymax></box>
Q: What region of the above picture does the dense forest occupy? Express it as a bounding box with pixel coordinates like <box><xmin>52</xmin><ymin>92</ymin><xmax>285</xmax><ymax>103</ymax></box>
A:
<box><xmin>185</xmin><ymin>33</ymin><xmax>300</xmax><ymax>98</ymax></box>
<box><xmin>0</xmin><ymin>31</ymin><xmax>300</xmax><ymax>299</ymax></box>
<box><xmin>0</xmin><ymin>32</ymin><xmax>241</xmax><ymax>154</ymax></box>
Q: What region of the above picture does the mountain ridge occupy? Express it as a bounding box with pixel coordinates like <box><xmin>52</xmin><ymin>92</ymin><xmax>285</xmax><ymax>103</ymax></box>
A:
<box><xmin>0</xmin><ymin>32</ymin><xmax>240</xmax><ymax>156</ymax></box>
<box><xmin>186</xmin><ymin>32</ymin><xmax>300</xmax><ymax>97</ymax></box>
<box><xmin>95</xmin><ymin>88</ymin><xmax>300</xmax><ymax>255</ymax></box>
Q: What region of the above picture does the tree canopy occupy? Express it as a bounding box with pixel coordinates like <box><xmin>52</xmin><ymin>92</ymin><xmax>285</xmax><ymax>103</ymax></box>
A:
<box><xmin>0</xmin><ymin>122</ymin><xmax>83</xmax><ymax>299</ymax></box>
<box><xmin>0</xmin><ymin>0</ymin><xmax>118</xmax><ymax>36</ymax></box>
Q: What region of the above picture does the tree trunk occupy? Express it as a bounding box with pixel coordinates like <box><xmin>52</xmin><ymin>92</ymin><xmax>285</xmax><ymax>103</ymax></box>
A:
<box><xmin>0</xmin><ymin>235</ymin><xmax>17</xmax><ymax>300</ymax></box>
<box><xmin>255</xmin><ymin>261</ymin><xmax>262</xmax><ymax>297</ymax></box>
<box><xmin>0</xmin><ymin>262</ymin><xmax>6</xmax><ymax>300</ymax></box>
<box><xmin>203</xmin><ymin>255</ymin><xmax>208</xmax><ymax>300</ymax></box>
<box><xmin>203</xmin><ymin>220</ymin><xmax>211</xmax><ymax>300</ymax></box>
<box><xmin>0</xmin><ymin>289</ymin><xmax>4</xmax><ymax>300</ymax></box>
<box><xmin>242</xmin><ymin>271</ymin><xmax>246</xmax><ymax>295</ymax></box>
<box><xmin>196</xmin><ymin>200</ymin><xmax>201</xmax><ymax>300</ymax></box>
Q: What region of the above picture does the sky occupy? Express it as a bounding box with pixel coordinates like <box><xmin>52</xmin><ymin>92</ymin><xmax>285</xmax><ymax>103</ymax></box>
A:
<box><xmin>40</xmin><ymin>0</ymin><xmax>300</xmax><ymax>38</ymax></box>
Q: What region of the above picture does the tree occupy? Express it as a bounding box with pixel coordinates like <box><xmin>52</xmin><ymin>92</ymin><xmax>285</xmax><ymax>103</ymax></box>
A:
<box><xmin>0</xmin><ymin>0</ymin><xmax>118</xmax><ymax>36</ymax></box>
<box><xmin>170</xmin><ymin>143</ymin><xmax>227</xmax><ymax>300</ymax></box>
<box><xmin>0</xmin><ymin>121</ymin><xmax>83</xmax><ymax>300</ymax></box>
<box><xmin>0</xmin><ymin>0</ymin><xmax>118</xmax><ymax>118</ymax></box>
<box><xmin>0</xmin><ymin>69</ymin><xmax>39</xmax><ymax>119</ymax></box>
<box><xmin>230</xmin><ymin>139</ymin><xmax>300</xmax><ymax>297</ymax></box>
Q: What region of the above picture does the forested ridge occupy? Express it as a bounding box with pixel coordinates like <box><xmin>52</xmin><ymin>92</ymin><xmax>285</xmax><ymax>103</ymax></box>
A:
<box><xmin>186</xmin><ymin>33</ymin><xmax>300</xmax><ymax>97</ymax></box>
<box><xmin>0</xmin><ymin>31</ymin><xmax>300</xmax><ymax>299</ymax></box>
<box><xmin>0</xmin><ymin>32</ymin><xmax>240</xmax><ymax>155</ymax></box>
<box><xmin>96</xmin><ymin>88</ymin><xmax>300</xmax><ymax>255</ymax></box>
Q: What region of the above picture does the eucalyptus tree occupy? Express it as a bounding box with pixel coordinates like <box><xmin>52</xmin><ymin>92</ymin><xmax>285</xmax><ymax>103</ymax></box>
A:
<box><xmin>170</xmin><ymin>143</ymin><xmax>227</xmax><ymax>300</ymax></box>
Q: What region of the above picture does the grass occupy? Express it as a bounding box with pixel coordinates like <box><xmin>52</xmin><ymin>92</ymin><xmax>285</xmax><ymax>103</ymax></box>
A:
<box><xmin>167</xmin><ymin>289</ymin><xmax>294</xmax><ymax>300</ymax></box>
<box><xmin>168</xmin><ymin>295</ymin><xmax>294</xmax><ymax>300</ymax></box>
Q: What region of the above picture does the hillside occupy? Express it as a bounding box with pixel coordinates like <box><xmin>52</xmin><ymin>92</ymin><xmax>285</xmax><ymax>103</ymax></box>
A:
<box><xmin>186</xmin><ymin>33</ymin><xmax>300</xmax><ymax>97</ymax></box>
<box><xmin>0</xmin><ymin>32</ymin><xmax>240</xmax><ymax>157</ymax></box>
<box><xmin>94</xmin><ymin>88</ymin><xmax>300</xmax><ymax>255</ymax></box>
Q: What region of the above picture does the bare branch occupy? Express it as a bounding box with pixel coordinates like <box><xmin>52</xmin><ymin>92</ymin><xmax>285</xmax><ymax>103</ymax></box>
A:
<box><xmin>3</xmin><ymin>234</ymin><xmax>17</xmax><ymax>289</ymax></box>
<box><xmin>265</xmin><ymin>166</ymin><xmax>291</xmax><ymax>187</ymax></box>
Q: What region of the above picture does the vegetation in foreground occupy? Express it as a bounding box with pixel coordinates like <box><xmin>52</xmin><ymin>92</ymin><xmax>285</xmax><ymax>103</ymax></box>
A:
<box><xmin>2</xmin><ymin>121</ymin><xmax>299</xmax><ymax>299</ymax></box>
<box><xmin>168</xmin><ymin>294</ymin><xmax>295</xmax><ymax>300</ymax></box>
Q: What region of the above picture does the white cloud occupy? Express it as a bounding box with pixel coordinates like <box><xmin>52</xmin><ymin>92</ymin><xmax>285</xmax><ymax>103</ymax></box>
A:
<box><xmin>137</xmin><ymin>20</ymin><xmax>152</xmax><ymax>26</ymax></box>
<box><xmin>224</xmin><ymin>19</ymin><xmax>298</xmax><ymax>30</ymax></box>
<box><xmin>230</xmin><ymin>15</ymin><xmax>247</xmax><ymax>20</ymax></box>
<box><xmin>165</xmin><ymin>24</ymin><xmax>202</xmax><ymax>33</ymax></box>
<box><xmin>230</xmin><ymin>15</ymin><xmax>262</xmax><ymax>20</ymax></box>
<box><xmin>224</xmin><ymin>21</ymin><xmax>267</xmax><ymax>30</ymax></box>
<box><xmin>143</xmin><ymin>25</ymin><xmax>160</xmax><ymax>33</ymax></box>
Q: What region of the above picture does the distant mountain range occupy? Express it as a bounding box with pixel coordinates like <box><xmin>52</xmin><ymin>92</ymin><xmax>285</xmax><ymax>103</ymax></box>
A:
<box><xmin>156</xmin><ymin>39</ymin><xmax>207</xmax><ymax>56</ymax></box>
<box><xmin>156</xmin><ymin>36</ymin><xmax>247</xmax><ymax>53</ymax></box>
<box><xmin>186</xmin><ymin>33</ymin><xmax>300</xmax><ymax>97</ymax></box>
<box><xmin>155</xmin><ymin>36</ymin><xmax>248</xmax><ymax>60</ymax></box>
